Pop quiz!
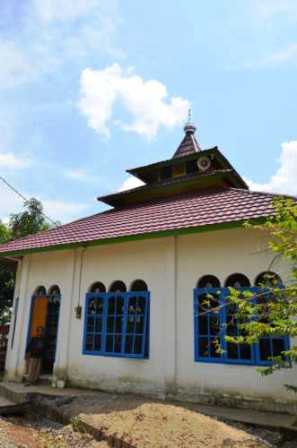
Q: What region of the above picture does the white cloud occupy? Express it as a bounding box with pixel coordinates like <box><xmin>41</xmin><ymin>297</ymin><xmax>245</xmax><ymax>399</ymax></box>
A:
<box><xmin>246</xmin><ymin>140</ymin><xmax>297</xmax><ymax>196</ymax></box>
<box><xmin>64</xmin><ymin>168</ymin><xmax>94</xmax><ymax>182</ymax></box>
<box><xmin>118</xmin><ymin>176</ymin><xmax>144</xmax><ymax>192</ymax></box>
<box><xmin>0</xmin><ymin>182</ymin><xmax>88</xmax><ymax>224</ymax></box>
<box><xmin>252</xmin><ymin>0</ymin><xmax>297</xmax><ymax>21</ymax></box>
<box><xmin>0</xmin><ymin>152</ymin><xmax>30</xmax><ymax>169</ymax></box>
<box><xmin>0</xmin><ymin>40</ymin><xmax>43</xmax><ymax>88</ymax></box>
<box><xmin>42</xmin><ymin>199</ymin><xmax>89</xmax><ymax>223</ymax></box>
<box><xmin>0</xmin><ymin>187</ymin><xmax>23</xmax><ymax>223</ymax></box>
<box><xmin>0</xmin><ymin>0</ymin><xmax>121</xmax><ymax>88</ymax></box>
<box><xmin>31</xmin><ymin>0</ymin><xmax>97</xmax><ymax>23</ymax></box>
<box><xmin>264</xmin><ymin>43</ymin><xmax>297</xmax><ymax>65</ymax></box>
<box><xmin>79</xmin><ymin>63</ymin><xmax>190</xmax><ymax>139</ymax></box>
<box><xmin>248</xmin><ymin>43</ymin><xmax>297</xmax><ymax>68</ymax></box>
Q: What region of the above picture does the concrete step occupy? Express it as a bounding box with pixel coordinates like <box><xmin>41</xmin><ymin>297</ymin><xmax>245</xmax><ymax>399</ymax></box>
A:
<box><xmin>38</xmin><ymin>375</ymin><xmax>53</xmax><ymax>386</ymax></box>
<box><xmin>0</xmin><ymin>381</ymin><xmax>87</xmax><ymax>402</ymax></box>
<box><xmin>0</xmin><ymin>382</ymin><xmax>29</xmax><ymax>404</ymax></box>
<box><xmin>0</xmin><ymin>396</ymin><xmax>26</xmax><ymax>416</ymax></box>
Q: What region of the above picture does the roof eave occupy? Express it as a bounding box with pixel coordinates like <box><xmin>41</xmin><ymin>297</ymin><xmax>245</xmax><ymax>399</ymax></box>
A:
<box><xmin>0</xmin><ymin>216</ymin><xmax>268</xmax><ymax>259</ymax></box>
<box><xmin>127</xmin><ymin>146</ymin><xmax>218</xmax><ymax>178</ymax></box>
<box><xmin>98</xmin><ymin>168</ymin><xmax>247</xmax><ymax>207</ymax></box>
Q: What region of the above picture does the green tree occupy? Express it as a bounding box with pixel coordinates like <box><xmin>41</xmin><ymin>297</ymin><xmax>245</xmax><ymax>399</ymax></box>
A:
<box><xmin>9</xmin><ymin>198</ymin><xmax>50</xmax><ymax>240</ymax></box>
<box><xmin>0</xmin><ymin>198</ymin><xmax>53</xmax><ymax>318</ymax></box>
<box><xmin>0</xmin><ymin>221</ymin><xmax>14</xmax><ymax>315</ymax></box>
<box><xmin>226</xmin><ymin>198</ymin><xmax>297</xmax><ymax>380</ymax></box>
<box><xmin>0</xmin><ymin>221</ymin><xmax>10</xmax><ymax>243</ymax></box>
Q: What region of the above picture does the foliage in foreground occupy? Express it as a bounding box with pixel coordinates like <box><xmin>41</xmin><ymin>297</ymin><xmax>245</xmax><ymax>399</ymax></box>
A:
<box><xmin>227</xmin><ymin>198</ymin><xmax>297</xmax><ymax>379</ymax></box>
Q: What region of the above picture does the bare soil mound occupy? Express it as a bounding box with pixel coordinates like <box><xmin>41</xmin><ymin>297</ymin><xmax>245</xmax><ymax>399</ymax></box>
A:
<box><xmin>79</xmin><ymin>401</ymin><xmax>267</xmax><ymax>448</ymax></box>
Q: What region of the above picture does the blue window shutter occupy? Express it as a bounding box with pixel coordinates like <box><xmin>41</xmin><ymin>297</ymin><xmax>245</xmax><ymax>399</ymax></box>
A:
<box><xmin>220</xmin><ymin>288</ymin><xmax>228</xmax><ymax>361</ymax></box>
<box><xmin>82</xmin><ymin>290</ymin><xmax>150</xmax><ymax>359</ymax></box>
<box><xmin>193</xmin><ymin>286</ymin><xmax>289</xmax><ymax>366</ymax></box>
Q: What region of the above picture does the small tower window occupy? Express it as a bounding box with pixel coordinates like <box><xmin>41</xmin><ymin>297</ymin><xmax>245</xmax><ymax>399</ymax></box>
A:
<box><xmin>160</xmin><ymin>166</ymin><xmax>172</xmax><ymax>181</ymax></box>
<box><xmin>172</xmin><ymin>163</ymin><xmax>186</xmax><ymax>178</ymax></box>
<box><xmin>186</xmin><ymin>160</ymin><xmax>198</xmax><ymax>174</ymax></box>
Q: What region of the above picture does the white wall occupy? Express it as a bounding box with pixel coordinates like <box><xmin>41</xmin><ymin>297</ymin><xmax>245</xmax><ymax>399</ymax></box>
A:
<box><xmin>175</xmin><ymin>228</ymin><xmax>297</xmax><ymax>407</ymax></box>
<box><xmin>5</xmin><ymin>227</ymin><xmax>297</xmax><ymax>410</ymax></box>
<box><xmin>6</xmin><ymin>249</ymin><xmax>75</xmax><ymax>380</ymax></box>
<box><xmin>67</xmin><ymin>237</ymin><xmax>176</xmax><ymax>395</ymax></box>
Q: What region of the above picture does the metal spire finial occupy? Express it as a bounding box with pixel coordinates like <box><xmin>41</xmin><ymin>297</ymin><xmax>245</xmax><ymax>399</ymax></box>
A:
<box><xmin>187</xmin><ymin>107</ymin><xmax>192</xmax><ymax>124</ymax></box>
<box><xmin>184</xmin><ymin>107</ymin><xmax>196</xmax><ymax>135</ymax></box>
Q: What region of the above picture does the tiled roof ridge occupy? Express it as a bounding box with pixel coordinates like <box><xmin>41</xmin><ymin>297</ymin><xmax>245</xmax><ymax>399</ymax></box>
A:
<box><xmin>1</xmin><ymin>208</ymin><xmax>110</xmax><ymax>248</ymax></box>
<box><xmin>230</xmin><ymin>187</ymin><xmax>297</xmax><ymax>200</ymax></box>
<box><xmin>6</xmin><ymin>186</ymin><xmax>284</xmax><ymax>250</ymax></box>
<box><xmin>0</xmin><ymin>186</ymin><xmax>288</xmax><ymax>257</ymax></box>
<box><xmin>0</xmin><ymin>187</ymin><xmax>232</xmax><ymax>250</ymax></box>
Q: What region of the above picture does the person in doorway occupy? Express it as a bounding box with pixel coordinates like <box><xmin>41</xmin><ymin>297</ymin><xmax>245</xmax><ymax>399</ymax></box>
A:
<box><xmin>25</xmin><ymin>326</ymin><xmax>45</xmax><ymax>385</ymax></box>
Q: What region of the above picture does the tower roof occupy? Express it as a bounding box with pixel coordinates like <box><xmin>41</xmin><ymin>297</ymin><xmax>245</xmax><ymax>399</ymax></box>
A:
<box><xmin>172</xmin><ymin>113</ymin><xmax>201</xmax><ymax>158</ymax></box>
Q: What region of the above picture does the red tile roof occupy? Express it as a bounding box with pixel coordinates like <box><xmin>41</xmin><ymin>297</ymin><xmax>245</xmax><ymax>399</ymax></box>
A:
<box><xmin>0</xmin><ymin>188</ymin><xmax>277</xmax><ymax>256</ymax></box>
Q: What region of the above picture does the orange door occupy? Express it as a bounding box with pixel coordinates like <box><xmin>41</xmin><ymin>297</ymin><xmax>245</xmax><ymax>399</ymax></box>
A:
<box><xmin>30</xmin><ymin>296</ymin><xmax>48</xmax><ymax>337</ymax></box>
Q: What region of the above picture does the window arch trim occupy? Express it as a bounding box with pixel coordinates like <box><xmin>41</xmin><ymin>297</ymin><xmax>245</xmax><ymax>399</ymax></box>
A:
<box><xmin>225</xmin><ymin>273</ymin><xmax>251</xmax><ymax>288</ymax></box>
<box><xmin>254</xmin><ymin>271</ymin><xmax>283</xmax><ymax>287</ymax></box>
<box><xmin>130</xmin><ymin>279</ymin><xmax>148</xmax><ymax>291</ymax></box>
<box><xmin>34</xmin><ymin>285</ymin><xmax>47</xmax><ymax>297</ymax></box>
<box><xmin>197</xmin><ymin>275</ymin><xmax>221</xmax><ymax>289</ymax></box>
<box><xmin>89</xmin><ymin>281</ymin><xmax>106</xmax><ymax>293</ymax></box>
<box><xmin>109</xmin><ymin>280</ymin><xmax>127</xmax><ymax>293</ymax></box>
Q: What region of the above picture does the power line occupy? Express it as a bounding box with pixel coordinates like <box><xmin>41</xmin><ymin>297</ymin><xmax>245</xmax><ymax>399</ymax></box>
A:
<box><xmin>0</xmin><ymin>176</ymin><xmax>58</xmax><ymax>227</ymax></box>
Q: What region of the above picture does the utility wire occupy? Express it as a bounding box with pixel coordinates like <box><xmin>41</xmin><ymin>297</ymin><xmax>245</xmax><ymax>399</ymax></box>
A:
<box><xmin>0</xmin><ymin>175</ymin><xmax>58</xmax><ymax>227</ymax></box>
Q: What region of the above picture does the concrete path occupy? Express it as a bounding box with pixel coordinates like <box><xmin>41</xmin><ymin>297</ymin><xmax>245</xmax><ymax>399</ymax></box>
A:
<box><xmin>192</xmin><ymin>403</ymin><xmax>297</xmax><ymax>431</ymax></box>
<box><xmin>0</xmin><ymin>381</ymin><xmax>89</xmax><ymax>405</ymax></box>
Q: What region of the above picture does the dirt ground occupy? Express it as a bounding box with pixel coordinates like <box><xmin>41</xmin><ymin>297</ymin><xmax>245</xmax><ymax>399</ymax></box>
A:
<box><xmin>39</xmin><ymin>393</ymin><xmax>275</xmax><ymax>447</ymax></box>
<box><xmin>1</xmin><ymin>393</ymin><xmax>297</xmax><ymax>447</ymax></box>
<box><xmin>78</xmin><ymin>401</ymin><xmax>267</xmax><ymax>447</ymax></box>
<box><xmin>0</xmin><ymin>415</ymin><xmax>108</xmax><ymax>448</ymax></box>
<box><xmin>55</xmin><ymin>392</ymin><xmax>297</xmax><ymax>447</ymax></box>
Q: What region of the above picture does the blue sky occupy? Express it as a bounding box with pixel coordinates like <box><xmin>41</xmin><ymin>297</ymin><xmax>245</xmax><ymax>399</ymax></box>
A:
<box><xmin>0</xmin><ymin>0</ymin><xmax>297</xmax><ymax>223</ymax></box>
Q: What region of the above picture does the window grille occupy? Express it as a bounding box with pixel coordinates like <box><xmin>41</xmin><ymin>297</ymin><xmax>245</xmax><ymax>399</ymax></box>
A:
<box><xmin>83</xmin><ymin>291</ymin><xmax>150</xmax><ymax>359</ymax></box>
<box><xmin>194</xmin><ymin>287</ymin><xmax>289</xmax><ymax>365</ymax></box>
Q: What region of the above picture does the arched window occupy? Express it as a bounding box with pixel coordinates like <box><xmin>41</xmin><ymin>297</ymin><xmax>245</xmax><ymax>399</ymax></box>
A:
<box><xmin>89</xmin><ymin>282</ymin><xmax>106</xmax><ymax>293</ymax></box>
<box><xmin>34</xmin><ymin>286</ymin><xmax>46</xmax><ymax>297</ymax></box>
<box><xmin>85</xmin><ymin>296</ymin><xmax>105</xmax><ymax>352</ymax></box>
<box><xmin>197</xmin><ymin>275</ymin><xmax>220</xmax><ymax>289</ymax></box>
<box><xmin>225</xmin><ymin>273</ymin><xmax>250</xmax><ymax>289</ymax></box>
<box><xmin>254</xmin><ymin>271</ymin><xmax>286</xmax><ymax>363</ymax></box>
<box><xmin>109</xmin><ymin>280</ymin><xmax>127</xmax><ymax>293</ymax></box>
<box><xmin>194</xmin><ymin>272</ymin><xmax>289</xmax><ymax>365</ymax></box>
<box><xmin>255</xmin><ymin>271</ymin><xmax>283</xmax><ymax>287</ymax></box>
<box><xmin>224</xmin><ymin>275</ymin><xmax>251</xmax><ymax>362</ymax></box>
<box><xmin>195</xmin><ymin>288</ymin><xmax>221</xmax><ymax>360</ymax></box>
<box><xmin>130</xmin><ymin>279</ymin><xmax>148</xmax><ymax>291</ymax></box>
<box><xmin>48</xmin><ymin>285</ymin><xmax>61</xmax><ymax>304</ymax></box>
<box><xmin>84</xmin><ymin>279</ymin><xmax>150</xmax><ymax>359</ymax></box>
<box><xmin>44</xmin><ymin>286</ymin><xmax>61</xmax><ymax>372</ymax></box>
